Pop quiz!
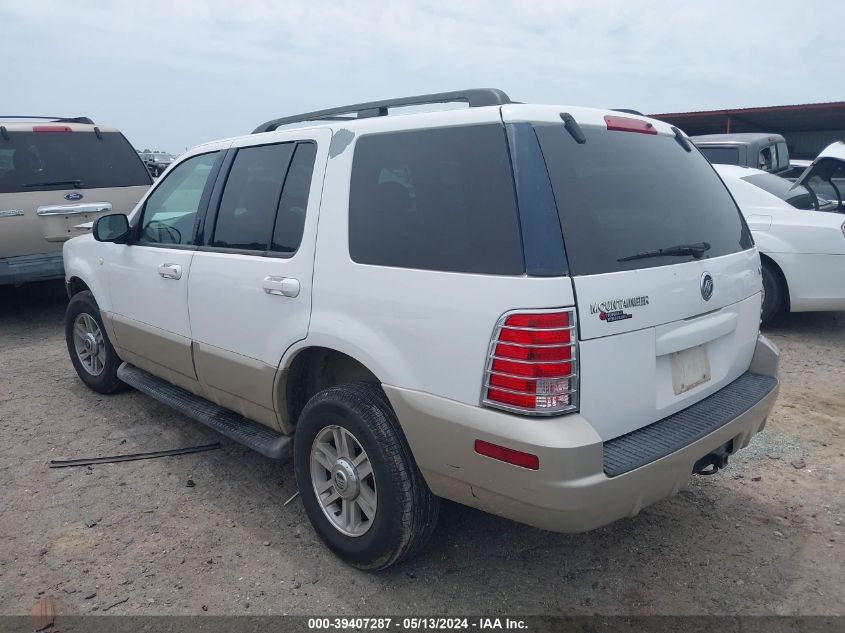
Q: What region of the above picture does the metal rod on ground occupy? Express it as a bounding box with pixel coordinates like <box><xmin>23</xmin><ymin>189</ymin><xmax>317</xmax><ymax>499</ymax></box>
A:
<box><xmin>284</xmin><ymin>490</ymin><xmax>300</xmax><ymax>506</ymax></box>
<box><xmin>48</xmin><ymin>443</ymin><xmax>222</xmax><ymax>468</ymax></box>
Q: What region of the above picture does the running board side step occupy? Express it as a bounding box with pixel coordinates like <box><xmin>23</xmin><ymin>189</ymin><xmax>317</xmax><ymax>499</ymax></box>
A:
<box><xmin>117</xmin><ymin>363</ymin><xmax>292</xmax><ymax>461</ymax></box>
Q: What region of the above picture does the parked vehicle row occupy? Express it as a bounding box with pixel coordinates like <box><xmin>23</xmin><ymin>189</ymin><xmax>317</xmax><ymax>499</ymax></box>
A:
<box><xmin>696</xmin><ymin>133</ymin><xmax>845</xmax><ymax>209</ymax></box>
<box><xmin>62</xmin><ymin>90</ymin><xmax>780</xmax><ymax>570</ymax></box>
<box><xmin>137</xmin><ymin>150</ymin><xmax>176</xmax><ymax>177</ymax></box>
<box><xmin>0</xmin><ymin>116</ymin><xmax>151</xmax><ymax>286</ymax></box>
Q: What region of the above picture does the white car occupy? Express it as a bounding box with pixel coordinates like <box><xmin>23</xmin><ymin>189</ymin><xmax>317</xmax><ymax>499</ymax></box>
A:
<box><xmin>714</xmin><ymin>163</ymin><xmax>845</xmax><ymax>322</ymax></box>
<box><xmin>62</xmin><ymin>89</ymin><xmax>779</xmax><ymax>569</ymax></box>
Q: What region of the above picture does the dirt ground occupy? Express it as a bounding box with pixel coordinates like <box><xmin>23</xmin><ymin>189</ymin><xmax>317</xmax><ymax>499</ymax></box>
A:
<box><xmin>0</xmin><ymin>280</ymin><xmax>842</xmax><ymax>617</ymax></box>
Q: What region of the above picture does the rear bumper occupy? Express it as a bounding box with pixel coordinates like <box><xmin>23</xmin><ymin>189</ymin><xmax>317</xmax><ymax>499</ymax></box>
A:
<box><xmin>0</xmin><ymin>252</ymin><xmax>64</xmax><ymax>286</ymax></box>
<box><xmin>385</xmin><ymin>334</ymin><xmax>779</xmax><ymax>533</ymax></box>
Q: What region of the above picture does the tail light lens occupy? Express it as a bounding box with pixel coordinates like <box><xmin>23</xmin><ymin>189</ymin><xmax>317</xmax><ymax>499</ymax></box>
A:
<box><xmin>604</xmin><ymin>115</ymin><xmax>657</xmax><ymax>135</ymax></box>
<box><xmin>32</xmin><ymin>125</ymin><xmax>72</xmax><ymax>133</ymax></box>
<box><xmin>482</xmin><ymin>309</ymin><xmax>578</xmax><ymax>416</ymax></box>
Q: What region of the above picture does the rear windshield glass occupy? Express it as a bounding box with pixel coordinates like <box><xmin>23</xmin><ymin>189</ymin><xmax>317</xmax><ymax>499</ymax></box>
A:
<box><xmin>698</xmin><ymin>146</ymin><xmax>740</xmax><ymax>165</ymax></box>
<box><xmin>742</xmin><ymin>172</ymin><xmax>816</xmax><ymax>210</ymax></box>
<box><xmin>0</xmin><ymin>131</ymin><xmax>151</xmax><ymax>193</ymax></box>
<box><xmin>535</xmin><ymin>124</ymin><xmax>753</xmax><ymax>276</ymax></box>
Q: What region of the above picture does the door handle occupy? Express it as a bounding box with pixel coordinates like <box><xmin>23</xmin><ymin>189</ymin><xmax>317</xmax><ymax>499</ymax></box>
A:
<box><xmin>158</xmin><ymin>263</ymin><xmax>182</xmax><ymax>280</ymax></box>
<box><xmin>263</xmin><ymin>276</ymin><xmax>300</xmax><ymax>298</ymax></box>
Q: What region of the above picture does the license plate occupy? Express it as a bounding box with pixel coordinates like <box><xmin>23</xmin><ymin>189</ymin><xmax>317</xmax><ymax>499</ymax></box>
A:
<box><xmin>670</xmin><ymin>344</ymin><xmax>711</xmax><ymax>395</ymax></box>
<box><xmin>66</xmin><ymin>215</ymin><xmax>93</xmax><ymax>233</ymax></box>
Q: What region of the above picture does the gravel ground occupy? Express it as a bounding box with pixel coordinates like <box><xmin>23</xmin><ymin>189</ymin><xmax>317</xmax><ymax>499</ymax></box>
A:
<box><xmin>0</xmin><ymin>281</ymin><xmax>842</xmax><ymax>616</ymax></box>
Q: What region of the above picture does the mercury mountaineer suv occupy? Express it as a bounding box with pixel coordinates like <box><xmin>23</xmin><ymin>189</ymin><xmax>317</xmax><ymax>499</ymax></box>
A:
<box><xmin>62</xmin><ymin>89</ymin><xmax>780</xmax><ymax>570</ymax></box>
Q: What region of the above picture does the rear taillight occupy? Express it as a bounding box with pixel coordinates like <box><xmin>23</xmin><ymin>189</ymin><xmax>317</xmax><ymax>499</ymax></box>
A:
<box><xmin>482</xmin><ymin>309</ymin><xmax>578</xmax><ymax>416</ymax></box>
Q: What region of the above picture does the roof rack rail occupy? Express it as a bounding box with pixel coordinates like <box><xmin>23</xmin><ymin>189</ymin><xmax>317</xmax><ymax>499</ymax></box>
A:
<box><xmin>0</xmin><ymin>115</ymin><xmax>95</xmax><ymax>124</ymax></box>
<box><xmin>252</xmin><ymin>88</ymin><xmax>511</xmax><ymax>134</ymax></box>
<box><xmin>611</xmin><ymin>109</ymin><xmax>645</xmax><ymax>116</ymax></box>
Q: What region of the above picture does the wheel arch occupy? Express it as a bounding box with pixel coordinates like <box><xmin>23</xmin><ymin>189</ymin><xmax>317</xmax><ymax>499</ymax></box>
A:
<box><xmin>276</xmin><ymin>345</ymin><xmax>384</xmax><ymax>432</ymax></box>
<box><xmin>760</xmin><ymin>253</ymin><xmax>791</xmax><ymax>312</ymax></box>
<box><xmin>65</xmin><ymin>275</ymin><xmax>92</xmax><ymax>299</ymax></box>
<box><xmin>62</xmin><ymin>239</ymin><xmax>113</xmax><ymax>312</ymax></box>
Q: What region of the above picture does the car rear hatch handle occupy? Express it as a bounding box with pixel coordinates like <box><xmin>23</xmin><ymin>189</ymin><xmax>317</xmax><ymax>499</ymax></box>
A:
<box><xmin>37</xmin><ymin>202</ymin><xmax>112</xmax><ymax>216</ymax></box>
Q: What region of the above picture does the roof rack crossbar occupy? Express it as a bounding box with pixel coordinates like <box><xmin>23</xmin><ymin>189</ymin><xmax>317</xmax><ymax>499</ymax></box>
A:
<box><xmin>0</xmin><ymin>115</ymin><xmax>95</xmax><ymax>124</ymax></box>
<box><xmin>252</xmin><ymin>88</ymin><xmax>511</xmax><ymax>134</ymax></box>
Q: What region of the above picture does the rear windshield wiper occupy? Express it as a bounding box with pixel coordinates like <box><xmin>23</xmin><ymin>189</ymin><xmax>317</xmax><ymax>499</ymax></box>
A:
<box><xmin>618</xmin><ymin>241</ymin><xmax>711</xmax><ymax>262</ymax></box>
<box><xmin>23</xmin><ymin>179</ymin><xmax>83</xmax><ymax>189</ymax></box>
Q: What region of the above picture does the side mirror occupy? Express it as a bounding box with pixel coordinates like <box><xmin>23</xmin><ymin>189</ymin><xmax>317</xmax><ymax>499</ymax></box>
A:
<box><xmin>93</xmin><ymin>213</ymin><xmax>130</xmax><ymax>243</ymax></box>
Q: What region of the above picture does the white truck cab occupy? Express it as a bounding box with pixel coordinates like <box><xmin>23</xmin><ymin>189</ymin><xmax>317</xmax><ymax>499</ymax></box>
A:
<box><xmin>62</xmin><ymin>89</ymin><xmax>779</xmax><ymax>570</ymax></box>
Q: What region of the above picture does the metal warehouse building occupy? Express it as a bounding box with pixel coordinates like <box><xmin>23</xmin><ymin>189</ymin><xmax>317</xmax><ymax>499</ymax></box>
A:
<box><xmin>651</xmin><ymin>101</ymin><xmax>845</xmax><ymax>160</ymax></box>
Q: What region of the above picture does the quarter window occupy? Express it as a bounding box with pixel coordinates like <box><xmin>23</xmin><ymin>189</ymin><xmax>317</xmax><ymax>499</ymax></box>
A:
<box><xmin>348</xmin><ymin>125</ymin><xmax>523</xmax><ymax>275</ymax></box>
<box><xmin>139</xmin><ymin>152</ymin><xmax>218</xmax><ymax>245</ymax></box>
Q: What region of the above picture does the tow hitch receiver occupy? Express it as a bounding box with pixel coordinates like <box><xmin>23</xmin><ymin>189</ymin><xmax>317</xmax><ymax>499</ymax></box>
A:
<box><xmin>693</xmin><ymin>440</ymin><xmax>733</xmax><ymax>476</ymax></box>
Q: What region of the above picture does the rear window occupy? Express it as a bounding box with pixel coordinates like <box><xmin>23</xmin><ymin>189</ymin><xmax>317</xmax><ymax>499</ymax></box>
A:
<box><xmin>0</xmin><ymin>130</ymin><xmax>151</xmax><ymax>193</ymax></box>
<box><xmin>535</xmin><ymin>124</ymin><xmax>753</xmax><ymax>276</ymax></box>
<box><xmin>698</xmin><ymin>146</ymin><xmax>740</xmax><ymax>166</ymax></box>
<box><xmin>742</xmin><ymin>172</ymin><xmax>816</xmax><ymax>210</ymax></box>
<box><xmin>348</xmin><ymin>124</ymin><xmax>523</xmax><ymax>275</ymax></box>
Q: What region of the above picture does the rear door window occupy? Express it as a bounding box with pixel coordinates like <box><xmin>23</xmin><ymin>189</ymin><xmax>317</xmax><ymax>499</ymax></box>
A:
<box><xmin>535</xmin><ymin>124</ymin><xmax>752</xmax><ymax>276</ymax></box>
<box><xmin>0</xmin><ymin>131</ymin><xmax>151</xmax><ymax>193</ymax></box>
<box><xmin>212</xmin><ymin>143</ymin><xmax>295</xmax><ymax>251</ymax></box>
<box><xmin>348</xmin><ymin>124</ymin><xmax>523</xmax><ymax>275</ymax></box>
<box><xmin>271</xmin><ymin>142</ymin><xmax>317</xmax><ymax>254</ymax></box>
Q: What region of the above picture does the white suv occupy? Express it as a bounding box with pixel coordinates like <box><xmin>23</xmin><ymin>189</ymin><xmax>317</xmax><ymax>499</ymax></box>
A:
<box><xmin>62</xmin><ymin>89</ymin><xmax>780</xmax><ymax>570</ymax></box>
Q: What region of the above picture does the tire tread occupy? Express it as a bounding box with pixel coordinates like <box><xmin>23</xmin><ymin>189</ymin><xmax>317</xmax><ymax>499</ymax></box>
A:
<box><xmin>296</xmin><ymin>382</ymin><xmax>439</xmax><ymax>570</ymax></box>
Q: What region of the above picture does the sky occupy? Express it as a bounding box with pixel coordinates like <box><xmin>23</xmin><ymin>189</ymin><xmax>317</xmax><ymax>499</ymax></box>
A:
<box><xmin>2</xmin><ymin>0</ymin><xmax>842</xmax><ymax>153</ymax></box>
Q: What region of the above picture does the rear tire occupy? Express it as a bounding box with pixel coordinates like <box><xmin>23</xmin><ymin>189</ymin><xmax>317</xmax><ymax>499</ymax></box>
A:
<box><xmin>293</xmin><ymin>383</ymin><xmax>439</xmax><ymax>570</ymax></box>
<box><xmin>65</xmin><ymin>291</ymin><xmax>126</xmax><ymax>394</ymax></box>
<box><xmin>761</xmin><ymin>262</ymin><xmax>785</xmax><ymax>324</ymax></box>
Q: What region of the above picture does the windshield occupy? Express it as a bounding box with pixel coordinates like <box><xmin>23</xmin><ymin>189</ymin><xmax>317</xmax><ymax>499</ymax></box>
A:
<box><xmin>535</xmin><ymin>124</ymin><xmax>753</xmax><ymax>276</ymax></box>
<box><xmin>741</xmin><ymin>172</ymin><xmax>818</xmax><ymax>210</ymax></box>
<box><xmin>0</xmin><ymin>131</ymin><xmax>152</xmax><ymax>193</ymax></box>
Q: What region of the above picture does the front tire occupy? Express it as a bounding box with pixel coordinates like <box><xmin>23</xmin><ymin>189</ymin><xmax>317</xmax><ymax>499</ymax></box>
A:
<box><xmin>65</xmin><ymin>291</ymin><xmax>126</xmax><ymax>394</ymax></box>
<box><xmin>761</xmin><ymin>262</ymin><xmax>785</xmax><ymax>324</ymax></box>
<box><xmin>293</xmin><ymin>383</ymin><xmax>439</xmax><ymax>570</ymax></box>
